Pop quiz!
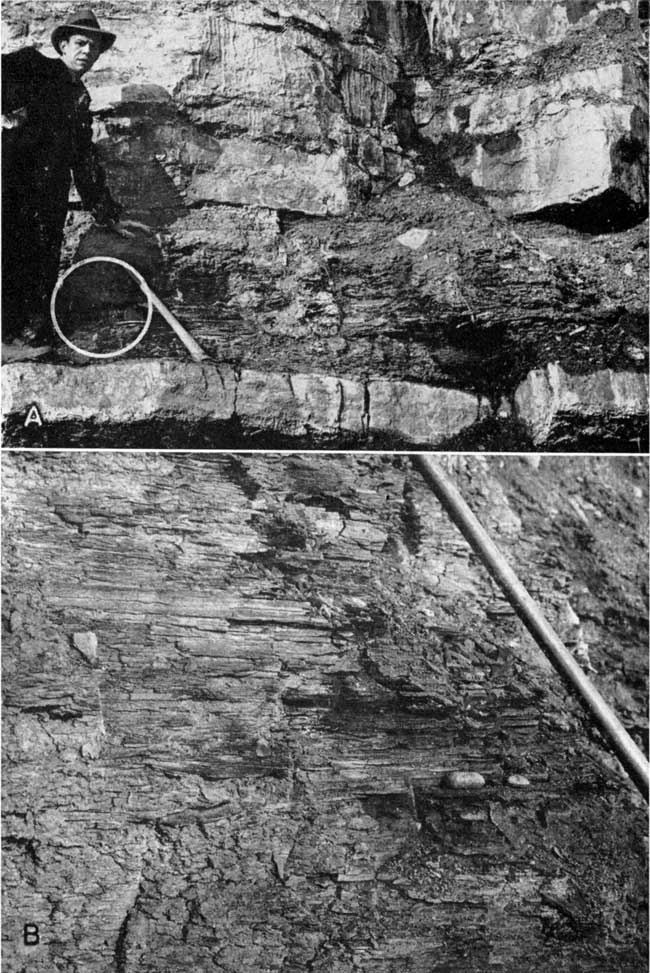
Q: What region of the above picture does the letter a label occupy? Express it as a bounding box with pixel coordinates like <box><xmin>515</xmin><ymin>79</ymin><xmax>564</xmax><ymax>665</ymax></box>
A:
<box><xmin>24</xmin><ymin>405</ymin><xmax>43</xmax><ymax>428</ymax></box>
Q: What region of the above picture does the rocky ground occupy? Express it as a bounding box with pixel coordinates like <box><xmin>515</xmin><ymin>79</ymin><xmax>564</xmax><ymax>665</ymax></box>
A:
<box><xmin>2</xmin><ymin>452</ymin><xmax>648</xmax><ymax>971</ymax></box>
<box><xmin>1</xmin><ymin>0</ymin><xmax>647</xmax><ymax>448</ymax></box>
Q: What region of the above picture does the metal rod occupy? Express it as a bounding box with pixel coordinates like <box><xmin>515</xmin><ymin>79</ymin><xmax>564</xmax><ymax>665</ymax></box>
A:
<box><xmin>140</xmin><ymin>286</ymin><xmax>211</xmax><ymax>363</ymax></box>
<box><xmin>412</xmin><ymin>454</ymin><xmax>649</xmax><ymax>801</ymax></box>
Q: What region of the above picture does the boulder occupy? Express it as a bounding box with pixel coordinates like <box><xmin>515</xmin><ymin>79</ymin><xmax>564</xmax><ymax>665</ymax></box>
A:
<box><xmin>416</xmin><ymin>63</ymin><xmax>647</xmax><ymax>216</ymax></box>
<box><xmin>186</xmin><ymin>141</ymin><xmax>349</xmax><ymax>216</ymax></box>
<box><xmin>514</xmin><ymin>362</ymin><xmax>649</xmax><ymax>444</ymax></box>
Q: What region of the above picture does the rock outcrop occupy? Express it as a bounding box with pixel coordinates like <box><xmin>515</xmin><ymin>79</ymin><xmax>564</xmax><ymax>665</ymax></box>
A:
<box><xmin>514</xmin><ymin>362</ymin><xmax>649</xmax><ymax>445</ymax></box>
<box><xmin>2</xmin><ymin>453</ymin><xmax>648</xmax><ymax>971</ymax></box>
<box><xmin>1</xmin><ymin>1</ymin><xmax>647</xmax><ymax>447</ymax></box>
<box><xmin>1</xmin><ymin>359</ymin><xmax>492</xmax><ymax>446</ymax></box>
<box><xmin>5</xmin><ymin>0</ymin><xmax>645</xmax><ymax>218</ymax></box>
<box><xmin>417</xmin><ymin>1</ymin><xmax>648</xmax><ymax>217</ymax></box>
<box><xmin>4</xmin><ymin>357</ymin><xmax>648</xmax><ymax>449</ymax></box>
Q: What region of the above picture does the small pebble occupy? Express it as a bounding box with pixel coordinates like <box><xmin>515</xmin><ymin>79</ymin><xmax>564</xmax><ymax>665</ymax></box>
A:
<box><xmin>81</xmin><ymin>741</ymin><xmax>102</xmax><ymax>760</ymax></box>
<box><xmin>497</xmin><ymin>396</ymin><xmax>511</xmax><ymax>419</ymax></box>
<box><xmin>398</xmin><ymin>171</ymin><xmax>416</xmax><ymax>188</ymax></box>
<box><xmin>396</xmin><ymin>227</ymin><xmax>430</xmax><ymax>250</ymax></box>
<box><xmin>443</xmin><ymin>771</ymin><xmax>486</xmax><ymax>789</ymax></box>
<box><xmin>255</xmin><ymin>736</ymin><xmax>271</xmax><ymax>757</ymax></box>
<box><xmin>507</xmin><ymin>774</ymin><xmax>530</xmax><ymax>788</ymax></box>
<box><xmin>72</xmin><ymin>631</ymin><xmax>98</xmax><ymax>662</ymax></box>
<box><xmin>459</xmin><ymin>809</ymin><xmax>488</xmax><ymax>821</ymax></box>
<box><xmin>326</xmin><ymin>336</ymin><xmax>348</xmax><ymax>354</ymax></box>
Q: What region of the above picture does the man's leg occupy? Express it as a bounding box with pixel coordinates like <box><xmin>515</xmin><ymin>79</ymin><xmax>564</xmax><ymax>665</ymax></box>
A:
<box><xmin>29</xmin><ymin>208</ymin><xmax>67</xmax><ymax>343</ymax></box>
<box><xmin>1</xmin><ymin>198</ymin><xmax>39</xmax><ymax>342</ymax></box>
<box><xmin>2</xmin><ymin>203</ymin><xmax>69</xmax><ymax>361</ymax></box>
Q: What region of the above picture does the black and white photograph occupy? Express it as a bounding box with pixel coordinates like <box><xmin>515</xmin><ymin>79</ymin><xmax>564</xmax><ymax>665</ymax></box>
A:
<box><xmin>1</xmin><ymin>3</ymin><xmax>648</xmax><ymax>971</ymax></box>
<box><xmin>1</xmin><ymin>1</ymin><xmax>648</xmax><ymax>449</ymax></box>
<box><xmin>1</xmin><ymin>452</ymin><xmax>648</xmax><ymax>970</ymax></box>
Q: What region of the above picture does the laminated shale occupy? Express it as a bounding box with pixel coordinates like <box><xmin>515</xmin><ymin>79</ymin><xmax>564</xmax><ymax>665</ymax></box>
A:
<box><xmin>2</xmin><ymin>453</ymin><xmax>648</xmax><ymax>972</ymax></box>
<box><xmin>1</xmin><ymin>0</ymin><xmax>648</xmax><ymax>448</ymax></box>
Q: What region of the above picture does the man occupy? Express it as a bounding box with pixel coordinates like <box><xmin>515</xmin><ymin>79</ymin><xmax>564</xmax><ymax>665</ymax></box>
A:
<box><xmin>2</xmin><ymin>8</ymin><xmax>142</xmax><ymax>358</ymax></box>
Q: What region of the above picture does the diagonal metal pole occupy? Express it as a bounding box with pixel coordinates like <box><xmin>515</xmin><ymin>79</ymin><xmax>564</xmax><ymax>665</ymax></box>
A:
<box><xmin>412</xmin><ymin>454</ymin><xmax>649</xmax><ymax>801</ymax></box>
<box><xmin>145</xmin><ymin>288</ymin><xmax>211</xmax><ymax>363</ymax></box>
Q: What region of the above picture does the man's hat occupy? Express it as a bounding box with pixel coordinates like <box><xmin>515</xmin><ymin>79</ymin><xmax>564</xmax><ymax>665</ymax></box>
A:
<box><xmin>51</xmin><ymin>9</ymin><xmax>116</xmax><ymax>55</ymax></box>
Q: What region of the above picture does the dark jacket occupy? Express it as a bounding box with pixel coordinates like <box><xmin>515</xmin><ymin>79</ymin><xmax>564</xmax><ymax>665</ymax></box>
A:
<box><xmin>2</xmin><ymin>46</ymin><xmax>121</xmax><ymax>224</ymax></box>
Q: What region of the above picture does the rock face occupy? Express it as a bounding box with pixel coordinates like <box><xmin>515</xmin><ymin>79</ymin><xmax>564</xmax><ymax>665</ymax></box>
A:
<box><xmin>416</xmin><ymin>62</ymin><xmax>647</xmax><ymax>216</ymax></box>
<box><xmin>2</xmin><ymin>453</ymin><xmax>648</xmax><ymax>971</ymax></box>
<box><xmin>5</xmin><ymin>0</ymin><xmax>415</xmax><ymax>217</ymax></box>
<box><xmin>2</xmin><ymin>0</ymin><xmax>641</xmax><ymax>219</ymax></box>
<box><xmin>417</xmin><ymin>1</ymin><xmax>648</xmax><ymax>216</ymax></box>
<box><xmin>2</xmin><ymin>1</ymin><xmax>647</xmax><ymax>447</ymax></box>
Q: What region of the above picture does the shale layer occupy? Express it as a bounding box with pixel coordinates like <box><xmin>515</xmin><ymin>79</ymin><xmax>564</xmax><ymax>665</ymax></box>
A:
<box><xmin>2</xmin><ymin>453</ymin><xmax>648</xmax><ymax>971</ymax></box>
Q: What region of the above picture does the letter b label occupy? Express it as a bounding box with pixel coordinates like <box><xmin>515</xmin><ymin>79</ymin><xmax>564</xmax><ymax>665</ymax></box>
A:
<box><xmin>23</xmin><ymin>923</ymin><xmax>39</xmax><ymax>945</ymax></box>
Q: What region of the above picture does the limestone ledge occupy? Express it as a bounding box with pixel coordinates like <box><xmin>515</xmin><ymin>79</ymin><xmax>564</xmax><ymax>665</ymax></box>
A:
<box><xmin>1</xmin><ymin>360</ymin><xmax>490</xmax><ymax>445</ymax></box>
<box><xmin>4</xmin><ymin>359</ymin><xmax>648</xmax><ymax>445</ymax></box>
<box><xmin>514</xmin><ymin>362</ymin><xmax>649</xmax><ymax>444</ymax></box>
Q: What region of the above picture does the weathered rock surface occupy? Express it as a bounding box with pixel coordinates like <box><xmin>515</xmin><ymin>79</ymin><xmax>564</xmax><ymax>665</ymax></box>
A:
<box><xmin>4</xmin><ymin>0</ymin><xmax>642</xmax><ymax>217</ymax></box>
<box><xmin>2</xmin><ymin>453</ymin><xmax>648</xmax><ymax>971</ymax></box>
<box><xmin>4</xmin><ymin>0</ymin><xmax>414</xmax><ymax>215</ymax></box>
<box><xmin>417</xmin><ymin>64</ymin><xmax>647</xmax><ymax>215</ymax></box>
<box><xmin>417</xmin><ymin>3</ymin><xmax>648</xmax><ymax>216</ymax></box>
<box><xmin>2</xmin><ymin>1</ymin><xmax>647</xmax><ymax>447</ymax></box>
<box><xmin>514</xmin><ymin>362</ymin><xmax>649</xmax><ymax>445</ymax></box>
<box><xmin>4</xmin><ymin>352</ymin><xmax>648</xmax><ymax>449</ymax></box>
<box><xmin>1</xmin><ymin>359</ymin><xmax>490</xmax><ymax>446</ymax></box>
<box><xmin>90</xmin><ymin>1</ymin><xmax>648</xmax><ymax>218</ymax></box>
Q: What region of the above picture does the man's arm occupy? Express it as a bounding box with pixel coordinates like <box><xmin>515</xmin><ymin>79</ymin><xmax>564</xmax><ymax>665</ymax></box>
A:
<box><xmin>2</xmin><ymin>47</ymin><xmax>42</xmax><ymax>113</ymax></box>
<box><xmin>71</xmin><ymin>86</ymin><xmax>123</xmax><ymax>224</ymax></box>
